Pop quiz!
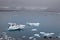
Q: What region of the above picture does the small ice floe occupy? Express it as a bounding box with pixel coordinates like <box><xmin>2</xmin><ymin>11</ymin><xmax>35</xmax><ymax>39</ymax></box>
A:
<box><xmin>33</xmin><ymin>38</ymin><xmax>37</xmax><ymax>40</ymax></box>
<box><xmin>40</xmin><ymin>32</ymin><xmax>45</xmax><ymax>34</ymax></box>
<box><xmin>34</xmin><ymin>34</ymin><xmax>40</xmax><ymax>37</ymax></box>
<box><xmin>27</xmin><ymin>23</ymin><xmax>40</xmax><ymax>26</ymax></box>
<box><xmin>29</xmin><ymin>36</ymin><xmax>34</xmax><ymax>39</ymax></box>
<box><xmin>8</xmin><ymin>23</ymin><xmax>25</xmax><ymax>31</ymax></box>
<box><xmin>22</xmin><ymin>36</ymin><xmax>26</xmax><ymax>38</ymax></box>
<box><xmin>31</xmin><ymin>29</ymin><xmax>37</xmax><ymax>32</ymax></box>
<box><xmin>40</xmin><ymin>32</ymin><xmax>55</xmax><ymax>37</ymax></box>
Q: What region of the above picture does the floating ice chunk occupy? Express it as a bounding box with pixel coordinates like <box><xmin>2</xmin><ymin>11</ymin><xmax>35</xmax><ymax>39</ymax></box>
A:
<box><xmin>29</xmin><ymin>36</ymin><xmax>34</xmax><ymax>39</ymax></box>
<box><xmin>43</xmin><ymin>33</ymin><xmax>52</xmax><ymax>37</ymax></box>
<box><xmin>34</xmin><ymin>34</ymin><xmax>40</xmax><ymax>37</ymax></box>
<box><xmin>31</xmin><ymin>29</ymin><xmax>37</xmax><ymax>31</ymax></box>
<box><xmin>27</xmin><ymin>23</ymin><xmax>40</xmax><ymax>26</ymax></box>
<box><xmin>40</xmin><ymin>32</ymin><xmax>45</xmax><ymax>34</ymax></box>
<box><xmin>40</xmin><ymin>32</ymin><xmax>55</xmax><ymax>37</ymax></box>
<box><xmin>33</xmin><ymin>38</ymin><xmax>36</xmax><ymax>40</ymax></box>
<box><xmin>50</xmin><ymin>33</ymin><xmax>55</xmax><ymax>35</ymax></box>
<box><xmin>19</xmin><ymin>25</ymin><xmax>25</xmax><ymax>29</ymax></box>
<box><xmin>22</xmin><ymin>36</ymin><xmax>26</xmax><ymax>38</ymax></box>
<box><xmin>8</xmin><ymin>23</ymin><xmax>25</xmax><ymax>31</ymax></box>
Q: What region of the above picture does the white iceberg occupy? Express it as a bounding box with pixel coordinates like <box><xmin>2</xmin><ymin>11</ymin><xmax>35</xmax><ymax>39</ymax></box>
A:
<box><xmin>40</xmin><ymin>32</ymin><xmax>45</xmax><ymax>34</ymax></box>
<box><xmin>40</xmin><ymin>32</ymin><xmax>55</xmax><ymax>37</ymax></box>
<box><xmin>29</xmin><ymin>36</ymin><xmax>34</xmax><ymax>39</ymax></box>
<box><xmin>34</xmin><ymin>34</ymin><xmax>40</xmax><ymax>37</ymax></box>
<box><xmin>8</xmin><ymin>23</ymin><xmax>25</xmax><ymax>31</ymax></box>
<box><xmin>31</xmin><ymin>29</ymin><xmax>37</xmax><ymax>31</ymax></box>
<box><xmin>27</xmin><ymin>23</ymin><xmax>40</xmax><ymax>26</ymax></box>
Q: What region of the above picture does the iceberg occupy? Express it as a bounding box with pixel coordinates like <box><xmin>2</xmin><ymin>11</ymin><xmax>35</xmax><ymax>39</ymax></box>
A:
<box><xmin>31</xmin><ymin>29</ymin><xmax>37</xmax><ymax>31</ymax></box>
<box><xmin>40</xmin><ymin>32</ymin><xmax>55</xmax><ymax>37</ymax></box>
<box><xmin>8</xmin><ymin>23</ymin><xmax>25</xmax><ymax>31</ymax></box>
<box><xmin>29</xmin><ymin>36</ymin><xmax>34</xmax><ymax>39</ymax></box>
<box><xmin>34</xmin><ymin>34</ymin><xmax>40</xmax><ymax>37</ymax></box>
<box><xmin>40</xmin><ymin>32</ymin><xmax>45</xmax><ymax>34</ymax></box>
<box><xmin>27</xmin><ymin>23</ymin><xmax>40</xmax><ymax>26</ymax></box>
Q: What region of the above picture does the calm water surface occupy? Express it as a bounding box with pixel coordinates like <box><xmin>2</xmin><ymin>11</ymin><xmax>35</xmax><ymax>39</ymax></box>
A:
<box><xmin>0</xmin><ymin>11</ymin><xmax>60</xmax><ymax>40</ymax></box>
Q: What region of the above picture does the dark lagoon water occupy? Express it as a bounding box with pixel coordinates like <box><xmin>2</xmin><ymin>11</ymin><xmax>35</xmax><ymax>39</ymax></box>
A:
<box><xmin>0</xmin><ymin>11</ymin><xmax>60</xmax><ymax>40</ymax></box>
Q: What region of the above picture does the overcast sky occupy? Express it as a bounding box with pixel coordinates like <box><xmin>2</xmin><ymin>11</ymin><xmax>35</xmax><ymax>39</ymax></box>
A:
<box><xmin>0</xmin><ymin>0</ymin><xmax>60</xmax><ymax>10</ymax></box>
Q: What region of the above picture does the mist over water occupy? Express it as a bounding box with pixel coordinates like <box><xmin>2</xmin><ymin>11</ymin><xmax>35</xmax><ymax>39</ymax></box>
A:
<box><xmin>0</xmin><ymin>0</ymin><xmax>60</xmax><ymax>11</ymax></box>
